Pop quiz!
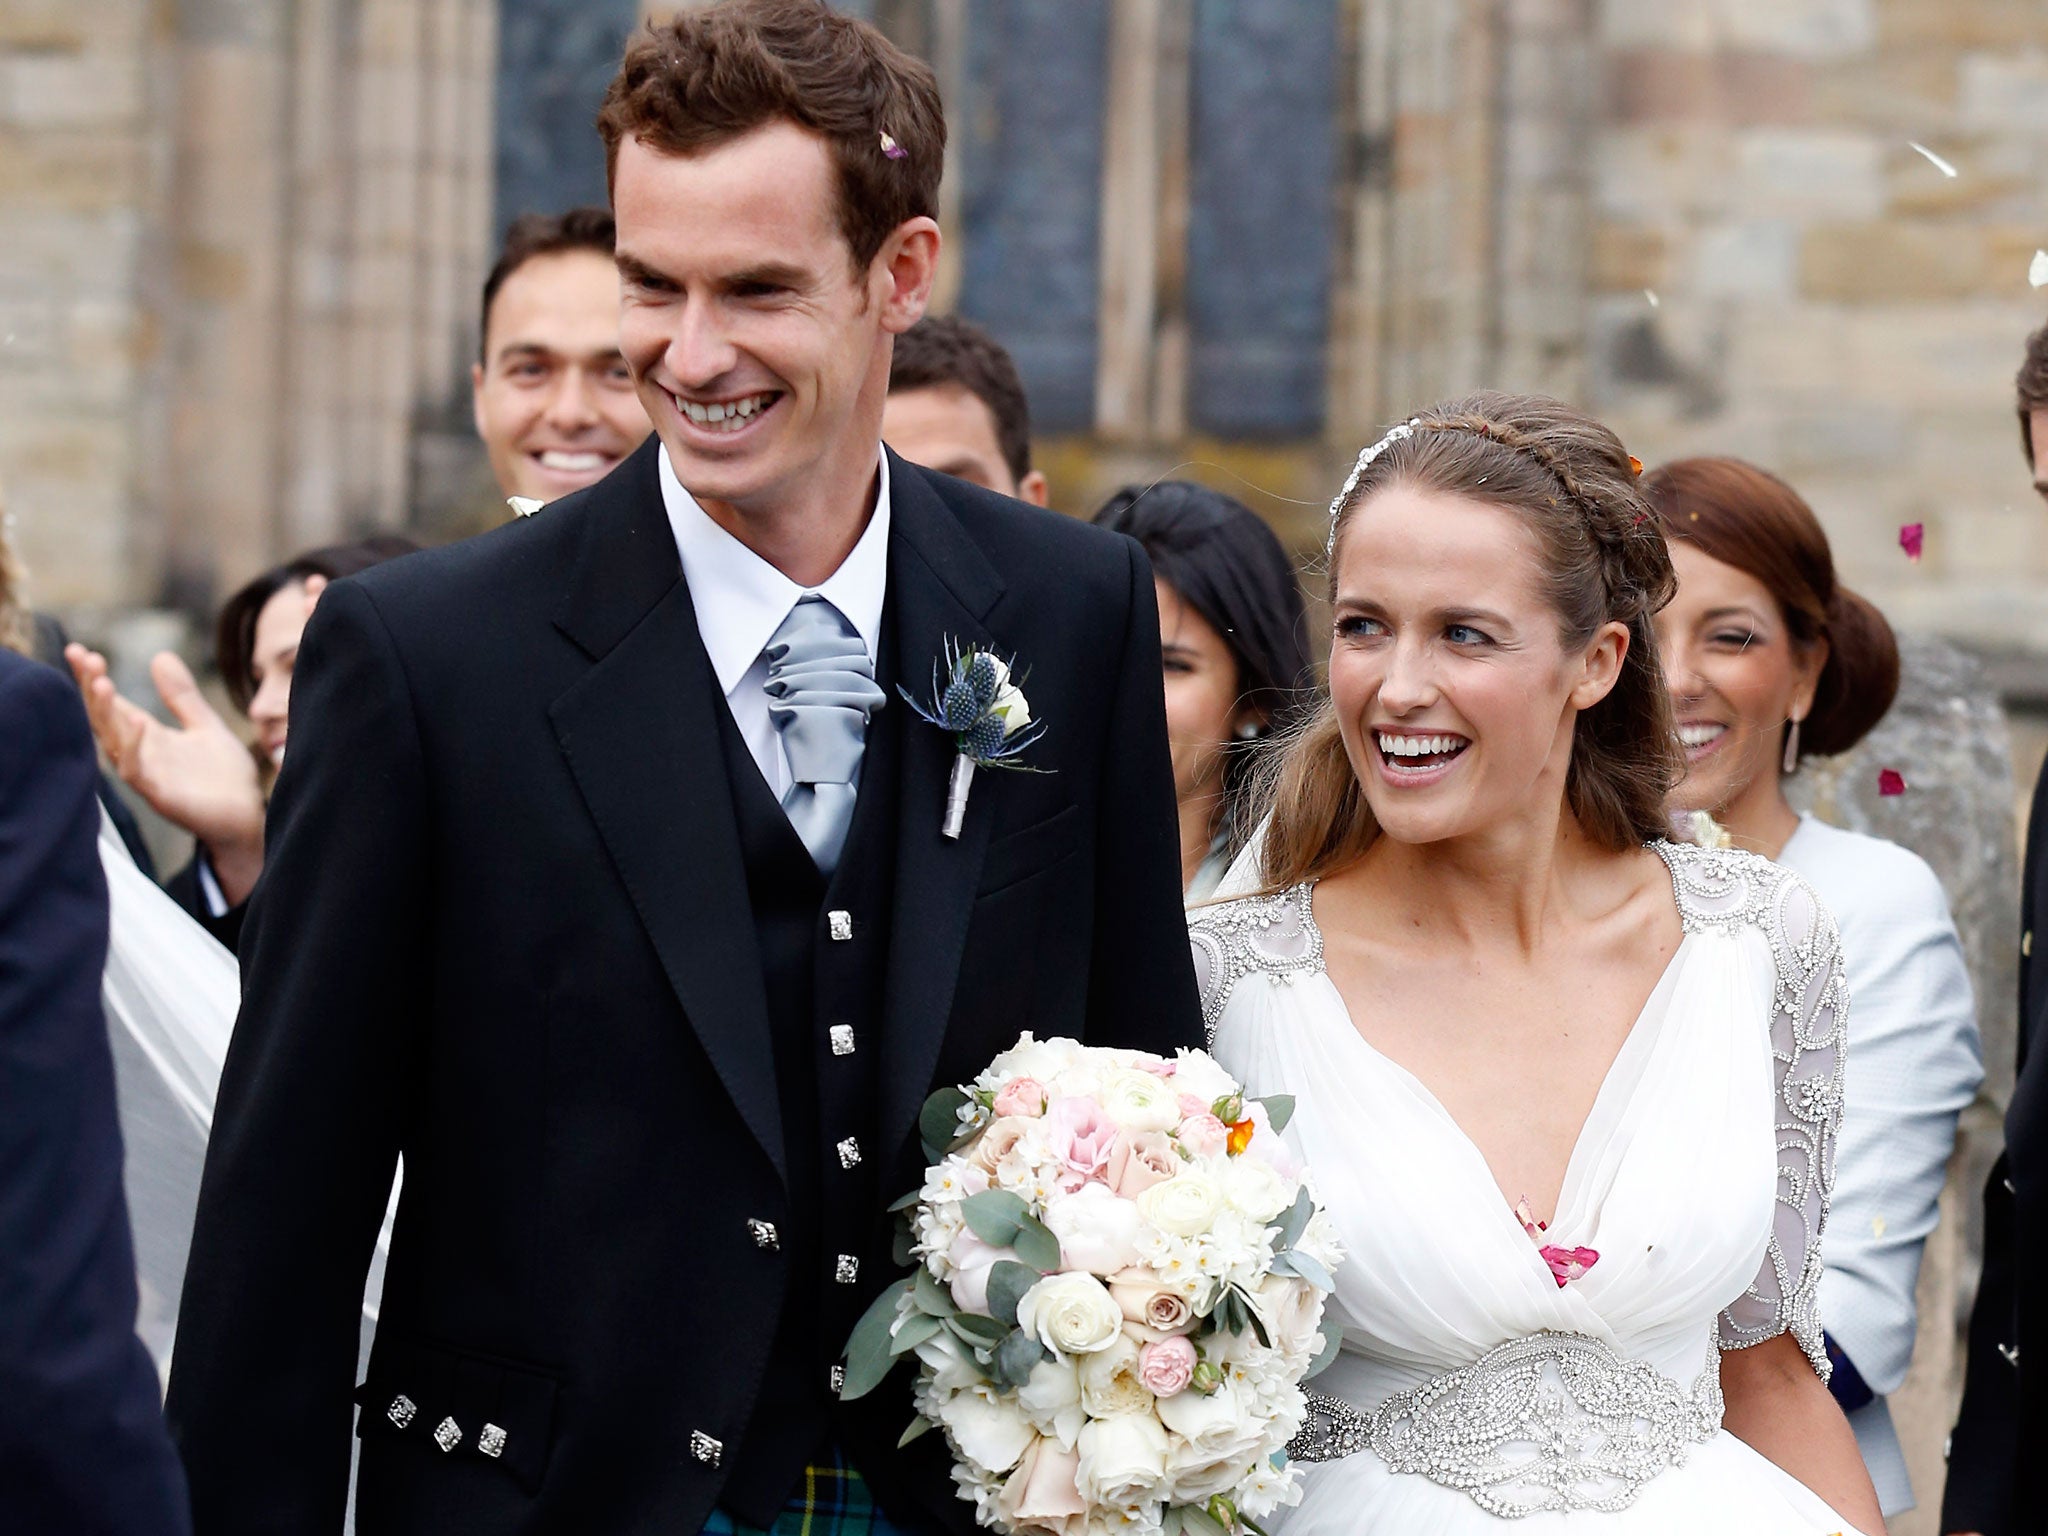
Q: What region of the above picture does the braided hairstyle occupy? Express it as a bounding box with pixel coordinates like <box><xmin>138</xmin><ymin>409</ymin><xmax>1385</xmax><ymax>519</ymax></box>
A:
<box><xmin>1257</xmin><ymin>391</ymin><xmax>1683</xmax><ymax>888</ymax></box>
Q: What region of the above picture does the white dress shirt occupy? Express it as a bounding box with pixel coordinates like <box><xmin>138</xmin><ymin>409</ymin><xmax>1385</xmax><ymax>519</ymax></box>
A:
<box><xmin>658</xmin><ymin>445</ymin><xmax>891</xmax><ymax>798</ymax></box>
<box><xmin>1778</xmin><ymin>813</ymin><xmax>1983</xmax><ymax>1517</ymax></box>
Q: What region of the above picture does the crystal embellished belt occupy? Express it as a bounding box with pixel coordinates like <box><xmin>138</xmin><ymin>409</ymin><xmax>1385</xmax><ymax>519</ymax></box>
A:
<box><xmin>1287</xmin><ymin>1330</ymin><xmax>1724</xmax><ymax>1518</ymax></box>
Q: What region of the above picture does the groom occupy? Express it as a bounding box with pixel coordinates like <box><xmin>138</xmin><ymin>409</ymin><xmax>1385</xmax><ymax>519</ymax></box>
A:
<box><xmin>165</xmin><ymin>3</ymin><xmax>1200</xmax><ymax>1531</ymax></box>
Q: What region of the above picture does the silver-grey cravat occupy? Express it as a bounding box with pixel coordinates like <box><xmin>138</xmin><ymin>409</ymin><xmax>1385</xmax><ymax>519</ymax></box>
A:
<box><xmin>763</xmin><ymin>595</ymin><xmax>886</xmax><ymax>876</ymax></box>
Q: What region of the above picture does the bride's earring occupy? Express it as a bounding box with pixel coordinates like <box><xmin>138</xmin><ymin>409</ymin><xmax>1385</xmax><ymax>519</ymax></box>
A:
<box><xmin>1235</xmin><ymin>719</ymin><xmax>1261</xmax><ymax>741</ymax></box>
<box><xmin>1781</xmin><ymin>715</ymin><xmax>1802</xmax><ymax>775</ymax></box>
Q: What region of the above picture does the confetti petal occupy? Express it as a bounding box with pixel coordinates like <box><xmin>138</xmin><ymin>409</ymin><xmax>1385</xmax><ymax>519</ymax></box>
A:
<box><xmin>1909</xmin><ymin>141</ymin><xmax>1958</xmax><ymax>178</ymax></box>
<box><xmin>1644</xmin><ymin>289</ymin><xmax>1660</xmax><ymax>308</ymax></box>
<box><xmin>878</xmin><ymin>131</ymin><xmax>906</xmax><ymax>160</ymax></box>
<box><xmin>1898</xmin><ymin>522</ymin><xmax>1924</xmax><ymax>561</ymax></box>
<box><xmin>1878</xmin><ymin>768</ymin><xmax>1907</xmax><ymax>797</ymax></box>
<box><xmin>2031</xmin><ymin>250</ymin><xmax>2048</xmax><ymax>289</ymax></box>
<box><xmin>507</xmin><ymin>496</ymin><xmax>545</xmax><ymax>518</ymax></box>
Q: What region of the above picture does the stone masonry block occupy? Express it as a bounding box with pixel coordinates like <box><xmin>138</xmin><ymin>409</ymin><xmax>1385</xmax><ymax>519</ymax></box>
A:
<box><xmin>1735</xmin><ymin>129</ymin><xmax>1884</xmax><ymax>218</ymax></box>
<box><xmin>1801</xmin><ymin>221</ymin><xmax>1988</xmax><ymax>302</ymax></box>
<box><xmin>1691</xmin><ymin>219</ymin><xmax>1800</xmax><ymax>299</ymax></box>
<box><xmin>1607</xmin><ymin>49</ymin><xmax>1813</xmax><ymax>127</ymax></box>
<box><xmin>1959</xmin><ymin>52</ymin><xmax>2048</xmax><ymax>133</ymax></box>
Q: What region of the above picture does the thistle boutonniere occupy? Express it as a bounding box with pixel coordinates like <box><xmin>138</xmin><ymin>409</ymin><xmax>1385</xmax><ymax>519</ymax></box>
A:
<box><xmin>902</xmin><ymin>639</ymin><xmax>1048</xmax><ymax>839</ymax></box>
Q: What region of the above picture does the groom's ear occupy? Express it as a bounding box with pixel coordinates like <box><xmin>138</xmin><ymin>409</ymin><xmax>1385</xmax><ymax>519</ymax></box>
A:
<box><xmin>873</xmin><ymin>216</ymin><xmax>942</xmax><ymax>337</ymax></box>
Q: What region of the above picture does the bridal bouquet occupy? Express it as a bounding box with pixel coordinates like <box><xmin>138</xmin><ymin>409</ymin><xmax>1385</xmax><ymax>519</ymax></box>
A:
<box><xmin>841</xmin><ymin>1035</ymin><xmax>1343</xmax><ymax>1536</ymax></box>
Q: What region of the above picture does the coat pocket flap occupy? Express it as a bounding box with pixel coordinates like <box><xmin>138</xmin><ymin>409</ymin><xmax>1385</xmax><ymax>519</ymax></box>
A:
<box><xmin>355</xmin><ymin>1334</ymin><xmax>559</xmax><ymax>1494</ymax></box>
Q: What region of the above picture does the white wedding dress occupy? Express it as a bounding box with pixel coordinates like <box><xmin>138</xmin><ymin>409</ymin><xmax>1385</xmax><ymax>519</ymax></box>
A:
<box><xmin>1191</xmin><ymin>840</ymin><xmax>1869</xmax><ymax>1532</ymax></box>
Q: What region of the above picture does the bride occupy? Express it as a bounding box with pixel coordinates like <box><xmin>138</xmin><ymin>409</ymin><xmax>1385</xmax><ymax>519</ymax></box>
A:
<box><xmin>1191</xmin><ymin>393</ymin><xmax>1883</xmax><ymax>1532</ymax></box>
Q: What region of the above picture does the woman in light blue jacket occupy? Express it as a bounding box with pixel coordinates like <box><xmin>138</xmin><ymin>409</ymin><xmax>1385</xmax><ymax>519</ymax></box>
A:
<box><xmin>1648</xmin><ymin>455</ymin><xmax>1983</xmax><ymax>1519</ymax></box>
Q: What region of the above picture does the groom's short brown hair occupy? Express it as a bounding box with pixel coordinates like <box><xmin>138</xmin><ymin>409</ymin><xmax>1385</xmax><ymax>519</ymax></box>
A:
<box><xmin>596</xmin><ymin>0</ymin><xmax>945</xmax><ymax>273</ymax></box>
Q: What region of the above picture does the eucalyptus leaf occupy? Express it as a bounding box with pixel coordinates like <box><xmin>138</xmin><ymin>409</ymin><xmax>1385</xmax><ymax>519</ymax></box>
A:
<box><xmin>1012</xmin><ymin>1214</ymin><xmax>1063</xmax><ymax>1273</ymax></box>
<box><xmin>898</xmin><ymin>1415</ymin><xmax>935</xmax><ymax>1449</ymax></box>
<box><xmin>1182</xmin><ymin>1506</ymin><xmax>1228</xmax><ymax>1536</ymax></box>
<box><xmin>993</xmin><ymin>1327</ymin><xmax>1045</xmax><ymax>1388</ymax></box>
<box><xmin>986</xmin><ymin>1260</ymin><xmax>1041</xmax><ymax>1328</ymax></box>
<box><xmin>1237</xmin><ymin>1286</ymin><xmax>1272</xmax><ymax>1349</ymax></box>
<box><xmin>1285</xmin><ymin>1247</ymin><xmax>1336</xmax><ymax>1292</ymax></box>
<box><xmin>920</xmin><ymin>1086</ymin><xmax>971</xmax><ymax>1161</ymax></box>
<box><xmin>888</xmin><ymin>1310</ymin><xmax>944</xmax><ymax>1355</ymax></box>
<box><xmin>887</xmin><ymin>1189</ymin><xmax>924</xmax><ymax>1214</ymax></box>
<box><xmin>1273</xmin><ymin>1187</ymin><xmax>1313</xmax><ymax>1253</ymax></box>
<box><xmin>913</xmin><ymin>1266</ymin><xmax>957</xmax><ymax>1318</ymax></box>
<box><xmin>1254</xmin><ymin>1093</ymin><xmax>1295</xmax><ymax>1133</ymax></box>
<box><xmin>950</xmin><ymin>1311</ymin><xmax>1009</xmax><ymax>1345</ymax></box>
<box><xmin>891</xmin><ymin>1224</ymin><xmax>916</xmax><ymax>1269</ymax></box>
<box><xmin>1303</xmin><ymin>1319</ymin><xmax>1343</xmax><ymax>1381</ymax></box>
<box><xmin>961</xmin><ymin>1188</ymin><xmax>1028</xmax><ymax>1247</ymax></box>
<box><xmin>839</xmin><ymin>1279</ymin><xmax>913</xmax><ymax>1400</ymax></box>
<box><xmin>1161</xmin><ymin>1508</ymin><xmax>1185</xmax><ymax>1536</ymax></box>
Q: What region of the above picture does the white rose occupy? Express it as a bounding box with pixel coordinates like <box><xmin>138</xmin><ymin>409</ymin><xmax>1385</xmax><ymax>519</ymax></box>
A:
<box><xmin>1167</xmin><ymin>1050</ymin><xmax>1240</xmax><ymax>1108</ymax></box>
<box><xmin>1015</xmin><ymin>1355</ymin><xmax>1086</xmax><ymax>1450</ymax></box>
<box><xmin>1076</xmin><ymin>1411</ymin><xmax>1170</xmax><ymax>1508</ymax></box>
<box><xmin>1097</xmin><ymin>1070</ymin><xmax>1182</xmax><ymax>1134</ymax></box>
<box><xmin>994</xmin><ymin>680</ymin><xmax>1032</xmax><ymax>736</ymax></box>
<box><xmin>1157</xmin><ymin>1378</ymin><xmax>1266</xmax><ymax>1502</ymax></box>
<box><xmin>1076</xmin><ymin>1335</ymin><xmax>1156</xmax><ymax>1417</ymax></box>
<box><xmin>1219</xmin><ymin>1159</ymin><xmax>1293</xmax><ymax>1224</ymax></box>
<box><xmin>1136</xmin><ymin>1172</ymin><xmax>1225</xmax><ymax>1239</ymax></box>
<box><xmin>1044</xmin><ymin>1181</ymin><xmax>1144</xmax><ymax>1275</ymax></box>
<box><xmin>938</xmin><ymin>1386</ymin><xmax>1038</xmax><ymax>1476</ymax></box>
<box><xmin>1018</xmin><ymin>1271</ymin><xmax>1125</xmax><ymax>1357</ymax></box>
<box><xmin>985</xmin><ymin>1034</ymin><xmax>1084</xmax><ymax>1088</ymax></box>
<box><xmin>1252</xmin><ymin>1273</ymin><xmax>1328</xmax><ymax>1365</ymax></box>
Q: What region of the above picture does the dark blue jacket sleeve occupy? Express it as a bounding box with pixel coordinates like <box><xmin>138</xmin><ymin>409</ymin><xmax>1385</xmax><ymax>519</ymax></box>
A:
<box><xmin>0</xmin><ymin>651</ymin><xmax>191</xmax><ymax>1534</ymax></box>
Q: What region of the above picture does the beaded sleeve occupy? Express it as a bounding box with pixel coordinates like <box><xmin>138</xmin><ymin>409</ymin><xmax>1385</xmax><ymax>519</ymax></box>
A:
<box><xmin>1653</xmin><ymin>841</ymin><xmax>1847</xmax><ymax>1380</ymax></box>
<box><xmin>1188</xmin><ymin>885</ymin><xmax>1323</xmax><ymax>1047</ymax></box>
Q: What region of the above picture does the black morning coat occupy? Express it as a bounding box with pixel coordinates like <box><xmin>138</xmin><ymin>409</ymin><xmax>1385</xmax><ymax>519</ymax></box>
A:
<box><xmin>1945</xmin><ymin>754</ymin><xmax>2048</xmax><ymax>1535</ymax></box>
<box><xmin>164</xmin><ymin>438</ymin><xmax>1204</xmax><ymax>1536</ymax></box>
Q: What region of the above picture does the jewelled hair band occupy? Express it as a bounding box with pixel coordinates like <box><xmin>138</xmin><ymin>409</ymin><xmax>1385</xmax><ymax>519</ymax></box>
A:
<box><xmin>1326</xmin><ymin>418</ymin><xmax>1419</xmax><ymax>556</ymax></box>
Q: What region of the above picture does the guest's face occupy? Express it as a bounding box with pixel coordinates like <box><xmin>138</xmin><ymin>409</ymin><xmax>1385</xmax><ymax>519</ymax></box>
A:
<box><xmin>246</xmin><ymin>574</ymin><xmax>329</xmax><ymax>769</ymax></box>
<box><xmin>613</xmin><ymin>124</ymin><xmax>936</xmax><ymax>523</ymax></box>
<box><xmin>1156</xmin><ymin>579</ymin><xmax>1250</xmax><ymax>816</ymax></box>
<box><xmin>471</xmin><ymin>249</ymin><xmax>650</xmax><ymax>503</ymax></box>
<box><xmin>1328</xmin><ymin>484</ymin><xmax>1625</xmax><ymax>847</ymax></box>
<box><xmin>882</xmin><ymin>384</ymin><xmax>1050</xmax><ymax>506</ymax></box>
<box><xmin>1655</xmin><ymin>541</ymin><xmax>1822</xmax><ymax>821</ymax></box>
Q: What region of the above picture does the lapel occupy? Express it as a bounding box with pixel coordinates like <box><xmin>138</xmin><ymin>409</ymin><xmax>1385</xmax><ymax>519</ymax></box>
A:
<box><xmin>878</xmin><ymin>454</ymin><xmax>1010</xmax><ymax>1157</ymax></box>
<box><xmin>547</xmin><ymin>439</ymin><xmax>786</xmax><ymax>1186</ymax></box>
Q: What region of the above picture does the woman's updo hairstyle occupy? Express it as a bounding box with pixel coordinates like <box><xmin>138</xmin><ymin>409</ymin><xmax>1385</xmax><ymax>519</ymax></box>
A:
<box><xmin>1258</xmin><ymin>391</ymin><xmax>1682</xmax><ymax>889</ymax></box>
<box><xmin>1644</xmin><ymin>456</ymin><xmax>1898</xmax><ymax>762</ymax></box>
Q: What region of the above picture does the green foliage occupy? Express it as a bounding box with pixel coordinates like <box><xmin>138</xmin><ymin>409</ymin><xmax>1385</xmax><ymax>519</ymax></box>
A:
<box><xmin>840</xmin><ymin>1279</ymin><xmax>914</xmax><ymax>1400</ymax></box>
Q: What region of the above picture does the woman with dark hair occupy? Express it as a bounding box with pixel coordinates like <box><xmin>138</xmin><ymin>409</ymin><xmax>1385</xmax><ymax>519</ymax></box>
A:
<box><xmin>66</xmin><ymin>535</ymin><xmax>418</xmax><ymax>952</ymax></box>
<box><xmin>1190</xmin><ymin>394</ymin><xmax>1881</xmax><ymax>1532</ymax></box>
<box><xmin>1092</xmin><ymin>481</ymin><xmax>1311</xmax><ymax>897</ymax></box>
<box><xmin>1649</xmin><ymin>456</ymin><xmax>1980</xmax><ymax>1520</ymax></box>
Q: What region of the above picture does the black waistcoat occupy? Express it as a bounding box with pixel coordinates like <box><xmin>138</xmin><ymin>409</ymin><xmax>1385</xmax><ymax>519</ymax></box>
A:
<box><xmin>713</xmin><ymin>643</ymin><xmax>901</xmax><ymax>1523</ymax></box>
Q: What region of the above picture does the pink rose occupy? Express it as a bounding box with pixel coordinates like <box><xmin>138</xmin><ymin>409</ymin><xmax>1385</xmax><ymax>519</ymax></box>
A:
<box><xmin>993</xmin><ymin>1077</ymin><xmax>1048</xmax><ymax>1118</ymax></box>
<box><xmin>997</xmin><ymin>1436</ymin><xmax>1087</xmax><ymax>1536</ymax></box>
<box><xmin>1178</xmin><ymin>1113</ymin><xmax>1228</xmax><ymax>1158</ymax></box>
<box><xmin>1176</xmin><ymin>1093</ymin><xmax>1210</xmax><ymax>1119</ymax></box>
<box><xmin>970</xmin><ymin>1117</ymin><xmax>1034</xmax><ymax>1176</ymax></box>
<box><xmin>1139</xmin><ymin>1058</ymin><xmax>1178</xmax><ymax>1078</ymax></box>
<box><xmin>1045</xmin><ymin>1097</ymin><xmax>1117</xmax><ymax>1188</ymax></box>
<box><xmin>1104</xmin><ymin>1131</ymin><xmax>1178</xmax><ymax>1200</ymax></box>
<box><xmin>1137</xmin><ymin>1336</ymin><xmax>1196</xmax><ymax>1397</ymax></box>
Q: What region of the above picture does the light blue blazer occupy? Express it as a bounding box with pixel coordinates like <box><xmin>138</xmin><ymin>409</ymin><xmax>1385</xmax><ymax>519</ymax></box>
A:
<box><xmin>1779</xmin><ymin>815</ymin><xmax>1983</xmax><ymax>1517</ymax></box>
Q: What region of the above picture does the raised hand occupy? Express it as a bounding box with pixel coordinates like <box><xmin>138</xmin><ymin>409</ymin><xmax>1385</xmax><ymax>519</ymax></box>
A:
<box><xmin>64</xmin><ymin>642</ymin><xmax>267</xmax><ymax>905</ymax></box>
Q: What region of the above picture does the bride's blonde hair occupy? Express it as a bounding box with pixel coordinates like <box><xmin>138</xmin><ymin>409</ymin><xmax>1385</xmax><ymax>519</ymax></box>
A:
<box><xmin>0</xmin><ymin>475</ymin><xmax>30</xmax><ymax>658</ymax></box>
<box><xmin>1254</xmin><ymin>391</ymin><xmax>1682</xmax><ymax>891</ymax></box>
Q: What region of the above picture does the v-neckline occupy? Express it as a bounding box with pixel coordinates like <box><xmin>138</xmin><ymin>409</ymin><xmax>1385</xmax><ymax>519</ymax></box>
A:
<box><xmin>1301</xmin><ymin>849</ymin><xmax>1689</xmax><ymax>1250</ymax></box>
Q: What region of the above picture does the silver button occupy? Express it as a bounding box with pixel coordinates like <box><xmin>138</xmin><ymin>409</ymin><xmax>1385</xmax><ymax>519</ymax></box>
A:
<box><xmin>387</xmin><ymin>1394</ymin><xmax>417</xmax><ymax>1429</ymax></box>
<box><xmin>836</xmin><ymin>1136</ymin><xmax>861</xmax><ymax>1169</ymax></box>
<box><xmin>747</xmin><ymin>1218</ymin><xmax>780</xmax><ymax>1250</ymax></box>
<box><xmin>434</xmin><ymin>1417</ymin><xmax>463</xmax><ymax>1453</ymax></box>
<box><xmin>828</xmin><ymin>910</ymin><xmax>853</xmax><ymax>942</ymax></box>
<box><xmin>830</xmin><ymin>1025</ymin><xmax>856</xmax><ymax>1057</ymax></box>
<box><xmin>830</xmin><ymin>1364</ymin><xmax>846</xmax><ymax>1393</ymax></box>
<box><xmin>835</xmin><ymin>1253</ymin><xmax>860</xmax><ymax>1284</ymax></box>
<box><xmin>691</xmin><ymin>1429</ymin><xmax>723</xmax><ymax>1466</ymax></box>
<box><xmin>479</xmin><ymin>1423</ymin><xmax>507</xmax><ymax>1459</ymax></box>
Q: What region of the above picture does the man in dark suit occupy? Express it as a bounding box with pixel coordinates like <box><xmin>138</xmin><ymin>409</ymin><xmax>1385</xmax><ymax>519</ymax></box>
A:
<box><xmin>0</xmin><ymin>646</ymin><xmax>192</xmax><ymax>1534</ymax></box>
<box><xmin>165</xmin><ymin>3</ymin><xmax>1200</xmax><ymax>1532</ymax></box>
<box><xmin>1943</xmin><ymin>325</ymin><xmax>2048</xmax><ymax>1535</ymax></box>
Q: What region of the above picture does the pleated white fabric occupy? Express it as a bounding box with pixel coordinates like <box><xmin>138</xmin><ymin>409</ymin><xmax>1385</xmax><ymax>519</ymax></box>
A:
<box><xmin>1190</xmin><ymin>841</ymin><xmax>1869</xmax><ymax>1532</ymax></box>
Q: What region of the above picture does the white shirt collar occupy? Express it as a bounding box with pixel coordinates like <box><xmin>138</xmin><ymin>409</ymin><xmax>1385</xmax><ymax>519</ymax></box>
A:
<box><xmin>658</xmin><ymin>444</ymin><xmax>891</xmax><ymax>697</ymax></box>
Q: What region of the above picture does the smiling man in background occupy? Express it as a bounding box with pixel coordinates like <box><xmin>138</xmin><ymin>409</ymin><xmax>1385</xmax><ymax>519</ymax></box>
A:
<box><xmin>472</xmin><ymin>207</ymin><xmax>651</xmax><ymax>506</ymax></box>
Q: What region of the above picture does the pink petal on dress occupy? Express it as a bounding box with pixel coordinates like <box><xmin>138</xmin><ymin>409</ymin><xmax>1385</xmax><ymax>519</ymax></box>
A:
<box><xmin>1539</xmin><ymin>1245</ymin><xmax>1599</xmax><ymax>1288</ymax></box>
<box><xmin>879</xmin><ymin>131</ymin><xmax>907</xmax><ymax>160</ymax></box>
<box><xmin>1898</xmin><ymin>522</ymin><xmax>1924</xmax><ymax>560</ymax></box>
<box><xmin>1512</xmin><ymin>1196</ymin><xmax>1547</xmax><ymax>1237</ymax></box>
<box><xmin>1878</xmin><ymin>768</ymin><xmax>1907</xmax><ymax>796</ymax></box>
